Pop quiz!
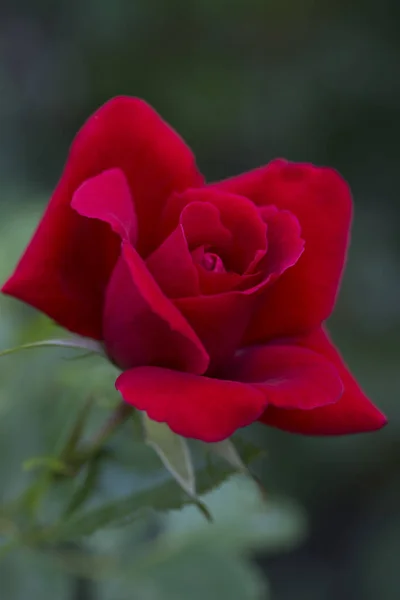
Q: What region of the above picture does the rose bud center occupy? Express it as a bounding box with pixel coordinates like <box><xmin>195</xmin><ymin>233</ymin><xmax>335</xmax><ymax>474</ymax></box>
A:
<box><xmin>201</xmin><ymin>252</ymin><xmax>226</xmax><ymax>273</ymax></box>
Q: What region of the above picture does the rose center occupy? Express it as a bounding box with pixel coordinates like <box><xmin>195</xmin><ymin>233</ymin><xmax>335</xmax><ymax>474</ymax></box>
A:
<box><xmin>201</xmin><ymin>252</ymin><xmax>226</xmax><ymax>273</ymax></box>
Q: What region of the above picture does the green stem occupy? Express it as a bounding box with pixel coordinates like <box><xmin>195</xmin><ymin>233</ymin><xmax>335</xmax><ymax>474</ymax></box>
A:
<box><xmin>88</xmin><ymin>403</ymin><xmax>133</xmax><ymax>455</ymax></box>
<box><xmin>1</xmin><ymin>403</ymin><xmax>134</xmax><ymax>551</ymax></box>
<box><xmin>20</xmin><ymin>403</ymin><xmax>134</xmax><ymax>519</ymax></box>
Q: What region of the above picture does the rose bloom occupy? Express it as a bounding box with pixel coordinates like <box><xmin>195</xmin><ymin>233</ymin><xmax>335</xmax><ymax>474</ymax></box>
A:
<box><xmin>2</xmin><ymin>97</ymin><xmax>386</xmax><ymax>442</ymax></box>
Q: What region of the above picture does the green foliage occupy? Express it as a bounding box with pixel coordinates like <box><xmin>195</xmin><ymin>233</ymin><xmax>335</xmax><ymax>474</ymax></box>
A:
<box><xmin>35</xmin><ymin>476</ymin><xmax>305</xmax><ymax>599</ymax></box>
<box><xmin>142</xmin><ymin>414</ymin><xmax>196</xmax><ymax>497</ymax></box>
<box><xmin>0</xmin><ymin>269</ymin><xmax>304</xmax><ymax>600</ymax></box>
<box><xmin>129</xmin><ymin>550</ymin><xmax>266</xmax><ymax>600</ymax></box>
<box><xmin>208</xmin><ymin>439</ymin><xmax>249</xmax><ymax>471</ymax></box>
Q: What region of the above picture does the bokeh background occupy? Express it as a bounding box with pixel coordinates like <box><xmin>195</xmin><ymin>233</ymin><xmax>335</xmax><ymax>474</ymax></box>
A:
<box><xmin>0</xmin><ymin>1</ymin><xmax>399</xmax><ymax>599</ymax></box>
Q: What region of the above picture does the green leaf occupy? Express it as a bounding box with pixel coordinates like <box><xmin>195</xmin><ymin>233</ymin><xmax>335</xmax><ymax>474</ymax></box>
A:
<box><xmin>167</xmin><ymin>475</ymin><xmax>308</xmax><ymax>554</ymax></box>
<box><xmin>46</xmin><ymin>459</ymin><xmax>234</xmax><ymax>541</ymax></box>
<box><xmin>208</xmin><ymin>439</ymin><xmax>247</xmax><ymax>472</ymax></box>
<box><xmin>142</xmin><ymin>415</ymin><xmax>195</xmax><ymax>497</ymax></box>
<box><xmin>46</xmin><ymin>499</ymin><xmax>148</xmax><ymax>541</ymax></box>
<box><xmin>0</xmin><ymin>337</ymin><xmax>106</xmax><ymax>359</ymax></box>
<box><xmin>207</xmin><ymin>438</ymin><xmax>268</xmax><ymax>499</ymax></box>
<box><xmin>230</xmin><ymin>434</ymin><xmax>267</xmax><ymax>466</ymax></box>
<box><xmin>39</xmin><ymin>427</ymin><xmax>266</xmax><ymax>542</ymax></box>
<box><xmin>36</xmin><ymin>476</ymin><xmax>305</xmax><ymax>600</ymax></box>
<box><xmin>131</xmin><ymin>548</ymin><xmax>267</xmax><ymax>600</ymax></box>
<box><xmin>41</xmin><ymin>536</ymin><xmax>269</xmax><ymax>600</ymax></box>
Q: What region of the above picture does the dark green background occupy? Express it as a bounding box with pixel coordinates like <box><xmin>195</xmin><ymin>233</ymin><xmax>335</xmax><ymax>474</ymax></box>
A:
<box><xmin>0</xmin><ymin>1</ymin><xmax>399</xmax><ymax>598</ymax></box>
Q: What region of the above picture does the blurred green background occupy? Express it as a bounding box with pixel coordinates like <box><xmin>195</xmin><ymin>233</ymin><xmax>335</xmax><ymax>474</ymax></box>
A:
<box><xmin>0</xmin><ymin>0</ymin><xmax>399</xmax><ymax>599</ymax></box>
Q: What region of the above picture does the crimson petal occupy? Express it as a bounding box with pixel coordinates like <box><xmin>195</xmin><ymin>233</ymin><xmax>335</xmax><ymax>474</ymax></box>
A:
<box><xmin>213</xmin><ymin>159</ymin><xmax>352</xmax><ymax>341</ymax></box>
<box><xmin>175</xmin><ymin>292</ymin><xmax>253</xmax><ymax>372</ymax></box>
<box><xmin>146</xmin><ymin>226</ymin><xmax>199</xmax><ymax>298</ymax></box>
<box><xmin>103</xmin><ymin>242</ymin><xmax>209</xmax><ymax>373</ymax></box>
<box><xmin>116</xmin><ymin>366</ymin><xmax>267</xmax><ymax>442</ymax></box>
<box><xmin>180</xmin><ymin>201</ymin><xmax>232</xmax><ymax>250</ymax></box>
<box><xmin>222</xmin><ymin>343</ymin><xmax>343</xmax><ymax>410</ymax></box>
<box><xmin>259</xmin><ymin>328</ymin><xmax>387</xmax><ymax>434</ymax></box>
<box><xmin>72</xmin><ymin>168</ymin><xmax>137</xmax><ymax>244</ymax></box>
<box><xmin>163</xmin><ymin>188</ymin><xmax>267</xmax><ymax>273</ymax></box>
<box><xmin>2</xmin><ymin>97</ymin><xmax>203</xmax><ymax>339</ymax></box>
<box><xmin>256</xmin><ymin>205</ymin><xmax>304</xmax><ymax>281</ymax></box>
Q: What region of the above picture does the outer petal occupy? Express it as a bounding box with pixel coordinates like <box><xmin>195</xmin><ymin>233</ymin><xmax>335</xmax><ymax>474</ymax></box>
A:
<box><xmin>213</xmin><ymin>160</ymin><xmax>352</xmax><ymax>341</ymax></box>
<box><xmin>68</xmin><ymin>96</ymin><xmax>203</xmax><ymax>254</ymax></box>
<box><xmin>116</xmin><ymin>367</ymin><xmax>267</xmax><ymax>442</ymax></box>
<box><xmin>103</xmin><ymin>242</ymin><xmax>209</xmax><ymax>373</ymax></box>
<box><xmin>2</xmin><ymin>97</ymin><xmax>203</xmax><ymax>338</ymax></box>
<box><xmin>2</xmin><ymin>190</ymin><xmax>119</xmax><ymax>341</ymax></box>
<box><xmin>222</xmin><ymin>344</ymin><xmax>343</xmax><ymax>410</ymax></box>
<box><xmin>259</xmin><ymin>328</ymin><xmax>387</xmax><ymax>434</ymax></box>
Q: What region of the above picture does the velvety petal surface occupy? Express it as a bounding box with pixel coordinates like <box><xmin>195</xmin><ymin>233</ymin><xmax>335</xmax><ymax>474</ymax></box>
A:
<box><xmin>222</xmin><ymin>344</ymin><xmax>343</xmax><ymax>410</ymax></box>
<box><xmin>180</xmin><ymin>201</ymin><xmax>232</xmax><ymax>250</ymax></box>
<box><xmin>257</xmin><ymin>205</ymin><xmax>304</xmax><ymax>282</ymax></box>
<box><xmin>72</xmin><ymin>169</ymin><xmax>137</xmax><ymax>244</ymax></box>
<box><xmin>195</xmin><ymin>262</ymin><xmax>252</xmax><ymax>295</ymax></box>
<box><xmin>213</xmin><ymin>159</ymin><xmax>353</xmax><ymax>341</ymax></box>
<box><xmin>146</xmin><ymin>226</ymin><xmax>199</xmax><ymax>298</ymax></box>
<box><xmin>171</xmin><ymin>206</ymin><xmax>305</xmax><ymax>366</ymax></box>
<box><xmin>116</xmin><ymin>367</ymin><xmax>267</xmax><ymax>442</ymax></box>
<box><xmin>162</xmin><ymin>188</ymin><xmax>267</xmax><ymax>272</ymax></box>
<box><xmin>103</xmin><ymin>242</ymin><xmax>209</xmax><ymax>373</ymax></box>
<box><xmin>2</xmin><ymin>193</ymin><xmax>119</xmax><ymax>340</ymax></box>
<box><xmin>2</xmin><ymin>96</ymin><xmax>203</xmax><ymax>338</ymax></box>
<box><xmin>259</xmin><ymin>328</ymin><xmax>387</xmax><ymax>434</ymax></box>
<box><xmin>175</xmin><ymin>292</ymin><xmax>254</xmax><ymax>372</ymax></box>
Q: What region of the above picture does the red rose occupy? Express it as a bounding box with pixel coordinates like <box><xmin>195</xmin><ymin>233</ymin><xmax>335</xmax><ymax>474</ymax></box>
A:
<box><xmin>2</xmin><ymin>97</ymin><xmax>386</xmax><ymax>442</ymax></box>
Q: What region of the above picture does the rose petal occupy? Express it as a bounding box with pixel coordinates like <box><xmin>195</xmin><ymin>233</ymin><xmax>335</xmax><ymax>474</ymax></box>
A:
<box><xmin>257</xmin><ymin>205</ymin><xmax>304</xmax><ymax>281</ymax></box>
<box><xmin>2</xmin><ymin>197</ymin><xmax>119</xmax><ymax>341</ymax></box>
<box><xmin>173</xmin><ymin>205</ymin><xmax>305</xmax><ymax>365</ymax></box>
<box><xmin>103</xmin><ymin>241</ymin><xmax>209</xmax><ymax>373</ymax></box>
<box><xmin>222</xmin><ymin>343</ymin><xmax>343</xmax><ymax>410</ymax></box>
<box><xmin>229</xmin><ymin>206</ymin><xmax>304</xmax><ymax>298</ymax></box>
<box><xmin>71</xmin><ymin>168</ymin><xmax>137</xmax><ymax>244</ymax></box>
<box><xmin>146</xmin><ymin>226</ymin><xmax>199</xmax><ymax>298</ymax></box>
<box><xmin>196</xmin><ymin>266</ymin><xmax>249</xmax><ymax>295</ymax></box>
<box><xmin>257</xmin><ymin>328</ymin><xmax>387</xmax><ymax>434</ymax></box>
<box><xmin>190</xmin><ymin>245</ymin><xmax>251</xmax><ymax>295</ymax></box>
<box><xmin>2</xmin><ymin>97</ymin><xmax>203</xmax><ymax>338</ymax></box>
<box><xmin>175</xmin><ymin>292</ymin><xmax>254</xmax><ymax>371</ymax></box>
<box><xmin>213</xmin><ymin>160</ymin><xmax>352</xmax><ymax>341</ymax></box>
<box><xmin>116</xmin><ymin>366</ymin><xmax>267</xmax><ymax>442</ymax></box>
<box><xmin>163</xmin><ymin>188</ymin><xmax>267</xmax><ymax>272</ymax></box>
<box><xmin>180</xmin><ymin>201</ymin><xmax>232</xmax><ymax>250</ymax></box>
<box><xmin>70</xmin><ymin>96</ymin><xmax>203</xmax><ymax>255</ymax></box>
